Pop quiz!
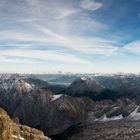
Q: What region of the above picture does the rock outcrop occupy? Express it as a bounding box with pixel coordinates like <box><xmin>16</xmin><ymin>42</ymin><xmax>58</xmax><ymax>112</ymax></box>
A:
<box><xmin>0</xmin><ymin>107</ymin><xmax>50</xmax><ymax>140</ymax></box>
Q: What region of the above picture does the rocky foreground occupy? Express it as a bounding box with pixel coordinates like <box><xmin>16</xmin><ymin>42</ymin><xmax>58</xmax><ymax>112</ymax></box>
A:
<box><xmin>0</xmin><ymin>107</ymin><xmax>50</xmax><ymax>140</ymax></box>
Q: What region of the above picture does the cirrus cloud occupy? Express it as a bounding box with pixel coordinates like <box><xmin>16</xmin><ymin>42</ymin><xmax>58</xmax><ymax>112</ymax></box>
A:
<box><xmin>80</xmin><ymin>0</ymin><xmax>103</xmax><ymax>11</ymax></box>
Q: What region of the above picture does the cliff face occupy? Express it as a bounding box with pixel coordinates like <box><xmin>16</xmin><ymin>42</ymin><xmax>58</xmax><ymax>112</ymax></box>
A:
<box><xmin>0</xmin><ymin>107</ymin><xmax>51</xmax><ymax>140</ymax></box>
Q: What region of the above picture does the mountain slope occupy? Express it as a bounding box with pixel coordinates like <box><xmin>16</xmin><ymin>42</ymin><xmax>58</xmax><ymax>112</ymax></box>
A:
<box><xmin>0</xmin><ymin>74</ymin><xmax>94</xmax><ymax>137</ymax></box>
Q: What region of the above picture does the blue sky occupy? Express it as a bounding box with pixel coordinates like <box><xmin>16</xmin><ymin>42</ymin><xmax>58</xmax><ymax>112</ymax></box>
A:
<box><xmin>1</xmin><ymin>0</ymin><xmax>140</xmax><ymax>73</ymax></box>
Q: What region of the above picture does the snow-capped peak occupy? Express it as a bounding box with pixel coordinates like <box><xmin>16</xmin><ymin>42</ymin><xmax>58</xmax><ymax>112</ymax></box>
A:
<box><xmin>0</xmin><ymin>74</ymin><xmax>24</xmax><ymax>91</ymax></box>
<box><xmin>0</xmin><ymin>74</ymin><xmax>35</xmax><ymax>92</ymax></box>
<box><xmin>24</xmin><ymin>82</ymin><xmax>34</xmax><ymax>92</ymax></box>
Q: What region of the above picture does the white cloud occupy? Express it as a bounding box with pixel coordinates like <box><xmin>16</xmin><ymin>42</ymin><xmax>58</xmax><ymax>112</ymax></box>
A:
<box><xmin>55</xmin><ymin>8</ymin><xmax>78</xmax><ymax>19</ymax></box>
<box><xmin>0</xmin><ymin>50</ymin><xmax>91</xmax><ymax>64</ymax></box>
<box><xmin>0</xmin><ymin>23</ymin><xmax>111</xmax><ymax>55</ymax></box>
<box><xmin>0</xmin><ymin>0</ymin><xmax>115</xmax><ymax>69</ymax></box>
<box><xmin>38</xmin><ymin>26</ymin><xmax>70</xmax><ymax>42</ymax></box>
<box><xmin>22</xmin><ymin>0</ymin><xmax>79</xmax><ymax>20</ymax></box>
<box><xmin>0</xmin><ymin>28</ymin><xmax>118</xmax><ymax>57</ymax></box>
<box><xmin>80</xmin><ymin>0</ymin><xmax>103</xmax><ymax>11</ymax></box>
<box><xmin>0</xmin><ymin>29</ymin><xmax>69</xmax><ymax>45</ymax></box>
<box><xmin>122</xmin><ymin>40</ymin><xmax>140</xmax><ymax>54</ymax></box>
<box><xmin>114</xmin><ymin>40</ymin><xmax>140</xmax><ymax>58</ymax></box>
<box><xmin>0</xmin><ymin>0</ymin><xmax>106</xmax><ymax>32</ymax></box>
<box><xmin>0</xmin><ymin>56</ymin><xmax>38</xmax><ymax>64</ymax></box>
<box><xmin>63</xmin><ymin>37</ymin><xmax>119</xmax><ymax>56</ymax></box>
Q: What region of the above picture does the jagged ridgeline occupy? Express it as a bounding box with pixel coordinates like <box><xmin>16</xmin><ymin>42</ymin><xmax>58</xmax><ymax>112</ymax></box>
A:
<box><xmin>60</xmin><ymin>75</ymin><xmax>140</xmax><ymax>102</ymax></box>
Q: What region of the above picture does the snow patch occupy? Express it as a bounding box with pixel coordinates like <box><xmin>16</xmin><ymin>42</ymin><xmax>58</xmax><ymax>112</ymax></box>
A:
<box><xmin>0</xmin><ymin>74</ymin><xmax>24</xmax><ymax>91</ymax></box>
<box><xmin>128</xmin><ymin>106</ymin><xmax>140</xmax><ymax>120</ymax></box>
<box><xmin>96</xmin><ymin>114</ymin><xmax>123</xmax><ymax>122</ymax></box>
<box><xmin>81</xmin><ymin>77</ymin><xmax>87</xmax><ymax>80</ymax></box>
<box><xmin>24</xmin><ymin>82</ymin><xmax>33</xmax><ymax>91</ymax></box>
<box><xmin>51</xmin><ymin>94</ymin><xmax>63</xmax><ymax>101</ymax></box>
<box><xmin>112</xmin><ymin>106</ymin><xmax>119</xmax><ymax>110</ymax></box>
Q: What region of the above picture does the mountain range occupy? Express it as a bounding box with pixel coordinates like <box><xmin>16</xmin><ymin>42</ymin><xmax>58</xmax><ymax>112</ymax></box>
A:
<box><xmin>1</xmin><ymin>73</ymin><xmax>140</xmax><ymax>139</ymax></box>
<box><xmin>60</xmin><ymin>74</ymin><xmax>140</xmax><ymax>102</ymax></box>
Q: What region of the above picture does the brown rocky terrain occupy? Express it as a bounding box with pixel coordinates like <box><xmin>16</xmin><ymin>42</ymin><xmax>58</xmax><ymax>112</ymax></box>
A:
<box><xmin>0</xmin><ymin>107</ymin><xmax>50</xmax><ymax>140</ymax></box>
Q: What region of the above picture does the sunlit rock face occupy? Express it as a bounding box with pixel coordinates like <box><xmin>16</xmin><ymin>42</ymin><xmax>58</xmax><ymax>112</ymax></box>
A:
<box><xmin>0</xmin><ymin>107</ymin><xmax>51</xmax><ymax>140</ymax></box>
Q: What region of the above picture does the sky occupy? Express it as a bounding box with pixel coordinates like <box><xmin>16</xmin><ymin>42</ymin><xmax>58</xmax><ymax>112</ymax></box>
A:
<box><xmin>1</xmin><ymin>0</ymin><xmax>140</xmax><ymax>73</ymax></box>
